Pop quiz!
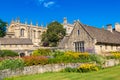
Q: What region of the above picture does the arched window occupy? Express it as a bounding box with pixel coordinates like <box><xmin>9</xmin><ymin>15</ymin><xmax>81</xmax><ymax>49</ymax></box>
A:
<box><xmin>20</xmin><ymin>28</ymin><xmax>25</xmax><ymax>37</ymax></box>
<box><xmin>38</xmin><ymin>31</ymin><xmax>41</xmax><ymax>38</ymax></box>
<box><xmin>33</xmin><ymin>30</ymin><xmax>36</xmax><ymax>38</ymax></box>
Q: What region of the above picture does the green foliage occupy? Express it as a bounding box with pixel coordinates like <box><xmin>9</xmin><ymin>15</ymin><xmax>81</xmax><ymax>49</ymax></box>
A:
<box><xmin>62</xmin><ymin>63</ymin><xmax>99</xmax><ymax>73</ymax></box>
<box><xmin>62</xmin><ymin>67</ymin><xmax>77</xmax><ymax>72</ymax></box>
<box><xmin>0</xmin><ymin>59</ymin><xmax>24</xmax><ymax>70</ymax></box>
<box><xmin>0</xmin><ymin>50</ymin><xmax>18</xmax><ymax>57</ymax></box>
<box><xmin>48</xmin><ymin>51</ymin><xmax>105</xmax><ymax>64</ymax></box>
<box><xmin>32</xmin><ymin>49</ymin><xmax>52</xmax><ymax>56</ymax></box>
<box><xmin>0</xmin><ymin>19</ymin><xmax>7</xmax><ymax>37</ymax></box>
<box><xmin>106</xmin><ymin>52</ymin><xmax>120</xmax><ymax>59</ymax></box>
<box><xmin>42</xmin><ymin>21</ymin><xmax>66</xmax><ymax>47</ymax></box>
<box><xmin>0</xmin><ymin>57</ymin><xmax>4</xmax><ymax>62</ymax></box>
<box><xmin>22</xmin><ymin>56</ymin><xmax>48</xmax><ymax>66</ymax></box>
<box><xmin>89</xmin><ymin>54</ymin><xmax>105</xmax><ymax>64</ymax></box>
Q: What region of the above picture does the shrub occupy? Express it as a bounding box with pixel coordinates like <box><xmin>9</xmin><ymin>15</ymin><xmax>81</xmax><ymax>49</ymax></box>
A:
<box><xmin>48</xmin><ymin>51</ymin><xmax>104</xmax><ymax>64</ymax></box>
<box><xmin>89</xmin><ymin>54</ymin><xmax>105</xmax><ymax>64</ymax></box>
<box><xmin>0</xmin><ymin>57</ymin><xmax>4</xmax><ymax>62</ymax></box>
<box><xmin>65</xmin><ymin>51</ymin><xmax>80</xmax><ymax>59</ymax></box>
<box><xmin>0</xmin><ymin>58</ymin><xmax>24</xmax><ymax>70</ymax></box>
<box><xmin>32</xmin><ymin>49</ymin><xmax>52</xmax><ymax>56</ymax></box>
<box><xmin>62</xmin><ymin>67</ymin><xmax>77</xmax><ymax>72</ymax></box>
<box><xmin>77</xmin><ymin>63</ymin><xmax>99</xmax><ymax>72</ymax></box>
<box><xmin>106</xmin><ymin>52</ymin><xmax>120</xmax><ymax>59</ymax></box>
<box><xmin>111</xmin><ymin>52</ymin><xmax>120</xmax><ymax>59</ymax></box>
<box><xmin>22</xmin><ymin>56</ymin><xmax>48</xmax><ymax>66</ymax></box>
<box><xmin>0</xmin><ymin>50</ymin><xmax>18</xmax><ymax>57</ymax></box>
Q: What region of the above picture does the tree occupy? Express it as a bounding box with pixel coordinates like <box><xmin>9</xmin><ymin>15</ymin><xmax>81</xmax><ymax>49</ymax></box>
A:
<box><xmin>42</xmin><ymin>21</ymin><xmax>66</xmax><ymax>47</ymax></box>
<box><xmin>0</xmin><ymin>19</ymin><xmax>7</xmax><ymax>37</ymax></box>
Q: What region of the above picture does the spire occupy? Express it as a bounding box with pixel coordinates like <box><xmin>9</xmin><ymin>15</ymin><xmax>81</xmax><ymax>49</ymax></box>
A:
<box><xmin>36</xmin><ymin>21</ymin><xmax>38</xmax><ymax>26</ymax></box>
<box><xmin>63</xmin><ymin>17</ymin><xmax>67</xmax><ymax>24</ymax></box>
<box><xmin>77</xmin><ymin>19</ymin><xmax>80</xmax><ymax>22</ymax></box>
<box><xmin>25</xmin><ymin>19</ymin><xmax>27</xmax><ymax>25</ymax></box>
<box><xmin>41</xmin><ymin>23</ymin><xmax>43</xmax><ymax>27</ymax></box>
<box><xmin>11</xmin><ymin>18</ymin><xmax>14</xmax><ymax>24</ymax></box>
<box><xmin>30</xmin><ymin>20</ymin><xmax>32</xmax><ymax>25</ymax></box>
<box><xmin>16</xmin><ymin>17</ymin><xmax>20</xmax><ymax>23</ymax></box>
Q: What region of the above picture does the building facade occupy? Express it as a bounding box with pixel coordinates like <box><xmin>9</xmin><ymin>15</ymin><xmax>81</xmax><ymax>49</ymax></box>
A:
<box><xmin>59</xmin><ymin>21</ymin><xmax>120</xmax><ymax>54</ymax></box>
<box><xmin>63</xmin><ymin>17</ymin><xmax>74</xmax><ymax>36</ymax></box>
<box><xmin>6</xmin><ymin>19</ymin><xmax>46</xmax><ymax>46</ymax></box>
<box><xmin>0</xmin><ymin>38</ymin><xmax>33</xmax><ymax>56</ymax></box>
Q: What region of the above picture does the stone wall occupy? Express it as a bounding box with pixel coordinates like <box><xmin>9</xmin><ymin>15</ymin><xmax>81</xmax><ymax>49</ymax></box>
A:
<box><xmin>0</xmin><ymin>63</ymin><xmax>81</xmax><ymax>79</ymax></box>
<box><xmin>0</xmin><ymin>59</ymin><xmax>120</xmax><ymax>79</ymax></box>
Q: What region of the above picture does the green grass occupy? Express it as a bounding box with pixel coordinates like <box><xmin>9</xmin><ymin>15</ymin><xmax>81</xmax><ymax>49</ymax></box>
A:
<box><xmin>4</xmin><ymin>66</ymin><xmax>120</xmax><ymax>80</ymax></box>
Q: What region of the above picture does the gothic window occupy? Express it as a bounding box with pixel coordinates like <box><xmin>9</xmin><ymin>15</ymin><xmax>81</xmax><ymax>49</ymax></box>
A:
<box><xmin>33</xmin><ymin>30</ymin><xmax>36</xmax><ymax>38</ymax></box>
<box><xmin>38</xmin><ymin>31</ymin><xmax>41</xmax><ymax>38</ymax></box>
<box><xmin>20</xmin><ymin>28</ymin><xmax>25</xmax><ymax>37</ymax></box>
<box><xmin>75</xmin><ymin>41</ymin><xmax>84</xmax><ymax>52</ymax></box>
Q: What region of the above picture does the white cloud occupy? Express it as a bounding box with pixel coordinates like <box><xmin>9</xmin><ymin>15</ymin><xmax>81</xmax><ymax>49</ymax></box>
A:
<box><xmin>38</xmin><ymin>0</ymin><xmax>45</xmax><ymax>4</ymax></box>
<box><xmin>43</xmin><ymin>1</ymin><xmax>55</xmax><ymax>8</ymax></box>
<box><xmin>35</xmin><ymin>0</ymin><xmax>57</xmax><ymax>8</ymax></box>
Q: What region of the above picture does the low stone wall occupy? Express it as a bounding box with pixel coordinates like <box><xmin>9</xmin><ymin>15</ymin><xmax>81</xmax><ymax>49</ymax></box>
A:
<box><xmin>0</xmin><ymin>63</ymin><xmax>81</xmax><ymax>79</ymax></box>
<box><xmin>103</xmin><ymin>59</ymin><xmax>120</xmax><ymax>68</ymax></box>
<box><xmin>0</xmin><ymin>59</ymin><xmax>120</xmax><ymax>79</ymax></box>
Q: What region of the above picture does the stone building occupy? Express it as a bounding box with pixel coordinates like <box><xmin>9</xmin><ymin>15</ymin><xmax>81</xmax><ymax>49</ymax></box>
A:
<box><xmin>6</xmin><ymin>19</ymin><xmax>46</xmax><ymax>46</ymax></box>
<box><xmin>59</xmin><ymin>21</ymin><xmax>120</xmax><ymax>54</ymax></box>
<box><xmin>0</xmin><ymin>18</ymin><xmax>47</xmax><ymax>56</ymax></box>
<box><xmin>63</xmin><ymin>17</ymin><xmax>74</xmax><ymax>36</ymax></box>
<box><xmin>0</xmin><ymin>38</ymin><xmax>33</xmax><ymax>56</ymax></box>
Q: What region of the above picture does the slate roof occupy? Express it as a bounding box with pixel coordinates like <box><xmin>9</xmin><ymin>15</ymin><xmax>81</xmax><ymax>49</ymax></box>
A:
<box><xmin>78</xmin><ymin>22</ymin><xmax>120</xmax><ymax>45</ymax></box>
<box><xmin>0</xmin><ymin>38</ymin><xmax>33</xmax><ymax>45</ymax></box>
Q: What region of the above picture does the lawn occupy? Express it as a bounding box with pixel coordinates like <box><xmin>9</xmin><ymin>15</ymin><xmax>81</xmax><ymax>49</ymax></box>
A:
<box><xmin>4</xmin><ymin>65</ymin><xmax>120</xmax><ymax>80</ymax></box>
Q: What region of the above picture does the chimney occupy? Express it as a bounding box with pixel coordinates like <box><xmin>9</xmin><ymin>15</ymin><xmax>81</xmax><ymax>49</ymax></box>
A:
<box><xmin>107</xmin><ymin>24</ymin><xmax>112</xmax><ymax>32</ymax></box>
<box><xmin>102</xmin><ymin>26</ymin><xmax>105</xmax><ymax>30</ymax></box>
<box><xmin>115</xmin><ymin>23</ymin><xmax>120</xmax><ymax>32</ymax></box>
<box><xmin>63</xmin><ymin>17</ymin><xmax>67</xmax><ymax>24</ymax></box>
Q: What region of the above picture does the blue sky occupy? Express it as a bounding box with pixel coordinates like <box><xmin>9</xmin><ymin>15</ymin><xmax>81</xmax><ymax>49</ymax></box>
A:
<box><xmin>0</xmin><ymin>0</ymin><xmax>120</xmax><ymax>28</ymax></box>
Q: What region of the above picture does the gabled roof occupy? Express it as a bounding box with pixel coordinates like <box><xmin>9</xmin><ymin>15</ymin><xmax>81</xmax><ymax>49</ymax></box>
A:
<box><xmin>0</xmin><ymin>38</ymin><xmax>33</xmax><ymax>45</ymax></box>
<box><xmin>77</xmin><ymin>22</ymin><xmax>120</xmax><ymax>45</ymax></box>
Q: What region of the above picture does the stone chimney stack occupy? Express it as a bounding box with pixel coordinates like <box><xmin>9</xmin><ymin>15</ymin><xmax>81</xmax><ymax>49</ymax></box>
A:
<box><xmin>107</xmin><ymin>24</ymin><xmax>112</xmax><ymax>32</ymax></box>
<box><xmin>115</xmin><ymin>23</ymin><xmax>120</xmax><ymax>32</ymax></box>
<box><xmin>63</xmin><ymin>17</ymin><xmax>67</xmax><ymax>24</ymax></box>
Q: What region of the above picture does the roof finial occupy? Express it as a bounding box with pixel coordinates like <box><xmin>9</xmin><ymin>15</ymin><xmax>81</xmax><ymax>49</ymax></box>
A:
<box><xmin>41</xmin><ymin>23</ymin><xmax>43</xmax><ymax>27</ymax></box>
<box><xmin>30</xmin><ymin>20</ymin><xmax>32</xmax><ymax>25</ymax></box>
<box><xmin>17</xmin><ymin>17</ymin><xmax>20</xmax><ymax>23</ymax></box>
<box><xmin>25</xmin><ymin>19</ymin><xmax>27</xmax><ymax>25</ymax></box>
<box><xmin>77</xmin><ymin>19</ymin><xmax>80</xmax><ymax>22</ymax></box>
<box><xmin>36</xmin><ymin>21</ymin><xmax>38</xmax><ymax>26</ymax></box>
<box><xmin>11</xmin><ymin>18</ymin><xmax>14</xmax><ymax>23</ymax></box>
